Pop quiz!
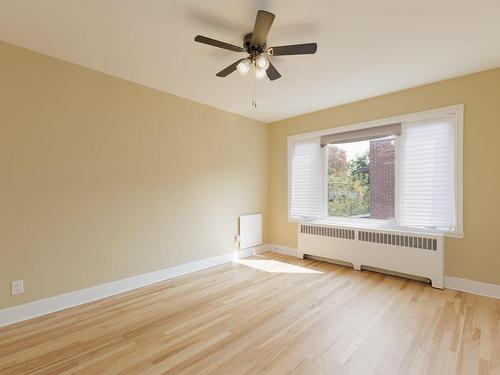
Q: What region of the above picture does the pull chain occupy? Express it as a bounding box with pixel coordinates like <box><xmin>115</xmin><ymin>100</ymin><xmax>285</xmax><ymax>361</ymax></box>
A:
<box><xmin>251</xmin><ymin>60</ymin><xmax>257</xmax><ymax>108</ymax></box>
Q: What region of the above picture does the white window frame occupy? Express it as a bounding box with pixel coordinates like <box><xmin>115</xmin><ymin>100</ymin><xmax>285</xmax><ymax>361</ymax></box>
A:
<box><xmin>287</xmin><ymin>104</ymin><xmax>464</xmax><ymax>238</ymax></box>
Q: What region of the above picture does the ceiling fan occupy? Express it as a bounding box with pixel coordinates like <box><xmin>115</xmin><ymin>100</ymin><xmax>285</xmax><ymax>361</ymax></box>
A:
<box><xmin>194</xmin><ymin>10</ymin><xmax>317</xmax><ymax>82</ymax></box>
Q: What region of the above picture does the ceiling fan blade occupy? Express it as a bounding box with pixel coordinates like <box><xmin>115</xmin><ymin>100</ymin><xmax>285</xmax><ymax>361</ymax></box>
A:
<box><xmin>251</xmin><ymin>10</ymin><xmax>275</xmax><ymax>46</ymax></box>
<box><xmin>268</xmin><ymin>43</ymin><xmax>317</xmax><ymax>56</ymax></box>
<box><xmin>266</xmin><ymin>61</ymin><xmax>281</xmax><ymax>81</ymax></box>
<box><xmin>216</xmin><ymin>59</ymin><xmax>245</xmax><ymax>77</ymax></box>
<box><xmin>195</xmin><ymin>35</ymin><xmax>245</xmax><ymax>52</ymax></box>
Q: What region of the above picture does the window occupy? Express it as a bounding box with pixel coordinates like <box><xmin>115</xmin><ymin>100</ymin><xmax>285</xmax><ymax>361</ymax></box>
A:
<box><xmin>326</xmin><ymin>136</ymin><xmax>396</xmax><ymax>220</ymax></box>
<box><xmin>288</xmin><ymin>105</ymin><xmax>463</xmax><ymax>236</ymax></box>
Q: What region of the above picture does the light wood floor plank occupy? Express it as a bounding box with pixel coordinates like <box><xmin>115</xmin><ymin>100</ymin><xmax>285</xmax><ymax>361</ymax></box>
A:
<box><xmin>0</xmin><ymin>252</ymin><xmax>499</xmax><ymax>375</ymax></box>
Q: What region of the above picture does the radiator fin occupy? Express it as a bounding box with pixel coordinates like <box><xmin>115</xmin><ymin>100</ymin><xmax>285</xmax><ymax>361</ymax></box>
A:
<box><xmin>358</xmin><ymin>231</ymin><xmax>437</xmax><ymax>251</ymax></box>
<box><xmin>300</xmin><ymin>225</ymin><xmax>355</xmax><ymax>240</ymax></box>
<box><xmin>300</xmin><ymin>225</ymin><xmax>437</xmax><ymax>251</ymax></box>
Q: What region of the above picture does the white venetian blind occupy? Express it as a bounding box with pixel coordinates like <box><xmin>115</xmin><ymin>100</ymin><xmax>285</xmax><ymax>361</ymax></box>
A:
<box><xmin>400</xmin><ymin>117</ymin><xmax>456</xmax><ymax>230</ymax></box>
<box><xmin>290</xmin><ymin>137</ymin><xmax>322</xmax><ymax>219</ymax></box>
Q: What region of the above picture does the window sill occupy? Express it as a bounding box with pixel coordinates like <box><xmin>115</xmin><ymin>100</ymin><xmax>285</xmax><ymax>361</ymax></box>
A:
<box><xmin>290</xmin><ymin>217</ymin><xmax>464</xmax><ymax>239</ymax></box>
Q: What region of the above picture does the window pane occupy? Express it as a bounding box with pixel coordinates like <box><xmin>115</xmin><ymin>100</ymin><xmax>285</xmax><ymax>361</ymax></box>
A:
<box><xmin>327</xmin><ymin>137</ymin><xmax>395</xmax><ymax>219</ymax></box>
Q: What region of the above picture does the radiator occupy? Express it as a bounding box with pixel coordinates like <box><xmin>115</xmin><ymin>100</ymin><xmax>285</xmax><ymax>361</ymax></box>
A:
<box><xmin>239</xmin><ymin>214</ymin><xmax>263</xmax><ymax>249</ymax></box>
<box><xmin>298</xmin><ymin>224</ymin><xmax>444</xmax><ymax>289</ymax></box>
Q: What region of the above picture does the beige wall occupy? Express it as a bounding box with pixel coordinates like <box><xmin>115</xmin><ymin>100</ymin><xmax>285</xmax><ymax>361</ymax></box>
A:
<box><xmin>0</xmin><ymin>41</ymin><xmax>268</xmax><ymax>309</ymax></box>
<box><xmin>1</xmin><ymin>40</ymin><xmax>499</xmax><ymax>311</ymax></box>
<box><xmin>268</xmin><ymin>68</ymin><xmax>500</xmax><ymax>286</ymax></box>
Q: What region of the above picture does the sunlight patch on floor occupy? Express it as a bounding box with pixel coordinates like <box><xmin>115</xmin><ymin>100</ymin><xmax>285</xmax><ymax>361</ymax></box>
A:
<box><xmin>235</xmin><ymin>259</ymin><xmax>323</xmax><ymax>274</ymax></box>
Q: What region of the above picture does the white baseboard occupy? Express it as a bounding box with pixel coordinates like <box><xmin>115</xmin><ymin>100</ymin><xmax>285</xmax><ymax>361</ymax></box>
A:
<box><xmin>258</xmin><ymin>244</ymin><xmax>298</xmax><ymax>257</ymax></box>
<box><xmin>237</xmin><ymin>244</ymin><xmax>270</xmax><ymax>258</ymax></box>
<box><xmin>444</xmin><ymin>276</ymin><xmax>500</xmax><ymax>300</ymax></box>
<box><xmin>3</xmin><ymin>246</ymin><xmax>497</xmax><ymax>328</ymax></box>
<box><xmin>0</xmin><ymin>248</ymin><xmax>255</xmax><ymax>328</ymax></box>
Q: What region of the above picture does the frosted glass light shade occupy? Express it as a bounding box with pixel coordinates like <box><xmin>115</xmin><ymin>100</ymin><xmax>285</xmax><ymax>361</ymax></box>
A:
<box><xmin>237</xmin><ymin>59</ymin><xmax>251</xmax><ymax>75</ymax></box>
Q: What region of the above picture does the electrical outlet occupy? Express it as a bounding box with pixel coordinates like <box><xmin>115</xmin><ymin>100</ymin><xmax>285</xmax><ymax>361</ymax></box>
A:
<box><xmin>11</xmin><ymin>280</ymin><xmax>23</xmax><ymax>295</ymax></box>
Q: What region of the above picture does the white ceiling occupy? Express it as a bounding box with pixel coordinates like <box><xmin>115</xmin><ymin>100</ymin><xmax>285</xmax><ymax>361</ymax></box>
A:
<box><xmin>1</xmin><ymin>0</ymin><xmax>499</xmax><ymax>123</ymax></box>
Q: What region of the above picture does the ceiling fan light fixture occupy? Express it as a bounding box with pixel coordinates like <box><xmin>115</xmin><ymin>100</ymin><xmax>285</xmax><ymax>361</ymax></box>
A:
<box><xmin>255</xmin><ymin>66</ymin><xmax>267</xmax><ymax>79</ymax></box>
<box><xmin>237</xmin><ymin>58</ymin><xmax>252</xmax><ymax>75</ymax></box>
<box><xmin>255</xmin><ymin>54</ymin><xmax>270</xmax><ymax>70</ymax></box>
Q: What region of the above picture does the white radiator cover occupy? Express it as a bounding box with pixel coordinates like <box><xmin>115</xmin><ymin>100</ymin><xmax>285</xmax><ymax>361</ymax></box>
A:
<box><xmin>298</xmin><ymin>224</ymin><xmax>444</xmax><ymax>289</ymax></box>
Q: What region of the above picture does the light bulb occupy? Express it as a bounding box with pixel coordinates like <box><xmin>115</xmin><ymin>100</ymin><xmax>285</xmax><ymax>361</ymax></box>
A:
<box><xmin>255</xmin><ymin>66</ymin><xmax>266</xmax><ymax>79</ymax></box>
<box><xmin>237</xmin><ymin>58</ymin><xmax>251</xmax><ymax>75</ymax></box>
<box><xmin>255</xmin><ymin>55</ymin><xmax>270</xmax><ymax>70</ymax></box>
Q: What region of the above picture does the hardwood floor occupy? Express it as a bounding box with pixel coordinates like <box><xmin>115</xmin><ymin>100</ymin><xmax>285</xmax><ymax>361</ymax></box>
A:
<box><xmin>0</xmin><ymin>252</ymin><xmax>499</xmax><ymax>375</ymax></box>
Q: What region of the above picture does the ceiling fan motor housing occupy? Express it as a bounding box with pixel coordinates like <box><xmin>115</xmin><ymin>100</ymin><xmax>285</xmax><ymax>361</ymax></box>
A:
<box><xmin>244</xmin><ymin>33</ymin><xmax>266</xmax><ymax>56</ymax></box>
